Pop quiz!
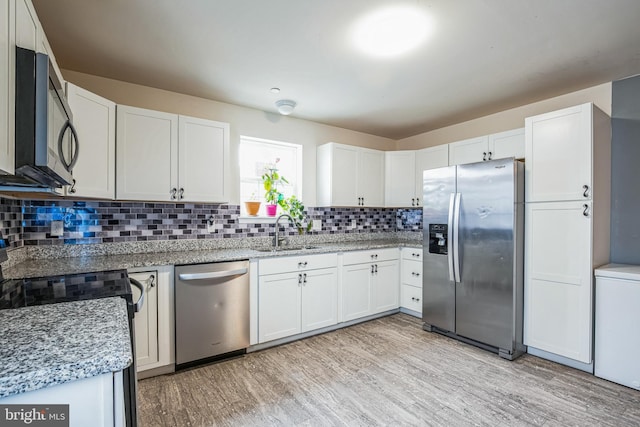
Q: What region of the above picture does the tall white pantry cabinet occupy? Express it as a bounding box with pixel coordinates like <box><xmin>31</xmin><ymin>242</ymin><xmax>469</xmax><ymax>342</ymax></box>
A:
<box><xmin>524</xmin><ymin>103</ymin><xmax>611</xmax><ymax>369</ymax></box>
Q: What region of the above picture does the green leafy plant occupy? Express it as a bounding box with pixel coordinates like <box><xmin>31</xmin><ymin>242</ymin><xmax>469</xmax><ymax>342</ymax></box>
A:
<box><xmin>283</xmin><ymin>195</ymin><xmax>312</xmax><ymax>235</ymax></box>
<box><xmin>262</xmin><ymin>158</ymin><xmax>288</xmax><ymax>207</ymax></box>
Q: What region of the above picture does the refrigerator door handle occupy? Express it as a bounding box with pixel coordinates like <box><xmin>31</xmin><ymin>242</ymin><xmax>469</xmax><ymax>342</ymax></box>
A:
<box><xmin>447</xmin><ymin>193</ymin><xmax>456</xmax><ymax>282</ymax></box>
<box><xmin>453</xmin><ymin>193</ymin><xmax>462</xmax><ymax>282</ymax></box>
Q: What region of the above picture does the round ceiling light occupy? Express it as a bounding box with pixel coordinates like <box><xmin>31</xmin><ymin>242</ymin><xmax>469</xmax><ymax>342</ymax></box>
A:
<box><xmin>351</xmin><ymin>6</ymin><xmax>433</xmax><ymax>58</ymax></box>
<box><xmin>275</xmin><ymin>99</ymin><xmax>296</xmax><ymax>115</ymax></box>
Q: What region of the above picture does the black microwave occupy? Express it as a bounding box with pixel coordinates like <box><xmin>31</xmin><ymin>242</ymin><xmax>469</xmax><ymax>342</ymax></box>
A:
<box><xmin>14</xmin><ymin>47</ymin><xmax>78</xmax><ymax>188</ymax></box>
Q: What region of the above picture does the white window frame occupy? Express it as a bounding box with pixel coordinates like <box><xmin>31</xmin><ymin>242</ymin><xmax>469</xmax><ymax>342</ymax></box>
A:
<box><xmin>238</xmin><ymin>136</ymin><xmax>303</xmax><ymax>221</ymax></box>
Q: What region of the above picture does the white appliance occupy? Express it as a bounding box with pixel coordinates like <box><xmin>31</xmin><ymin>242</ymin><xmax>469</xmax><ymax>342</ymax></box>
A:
<box><xmin>595</xmin><ymin>264</ymin><xmax>640</xmax><ymax>390</ymax></box>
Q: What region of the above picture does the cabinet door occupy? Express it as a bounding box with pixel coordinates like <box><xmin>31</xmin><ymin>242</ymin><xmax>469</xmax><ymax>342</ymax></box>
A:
<box><xmin>358</xmin><ymin>149</ymin><xmax>385</xmax><ymax>206</ymax></box>
<box><xmin>258</xmin><ymin>272</ymin><xmax>301</xmax><ymax>343</ymax></box>
<box><xmin>415</xmin><ymin>145</ymin><xmax>449</xmax><ymax>202</ymax></box>
<box><xmin>448</xmin><ymin>136</ymin><xmax>489</xmax><ymax>165</ymax></box>
<box><xmin>330</xmin><ymin>144</ymin><xmax>359</xmax><ymax>206</ymax></box>
<box><xmin>178</xmin><ymin>116</ymin><xmax>229</xmax><ymax>202</ymax></box>
<box><xmin>130</xmin><ymin>271</ymin><xmax>159</xmax><ymax>369</ymax></box>
<box><xmin>0</xmin><ymin>0</ymin><xmax>13</xmax><ymax>175</ymax></box>
<box><xmin>301</xmin><ymin>268</ymin><xmax>338</xmax><ymax>332</ymax></box>
<box><xmin>66</xmin><ymin>83</ymin><xmax>116</xmax><ymax>199</ymax></box>
<box><xmin>372</xmin><ymin>259</ymin><xmax>399</xmax><ymax>314</ymax></box>
<box><xmin>342</xmin><ymin>263</ymin><xmax>372</xmax><ymax>321</ymax></box>
<box><xmin>15</xmin><ymin>0</ymin><xmax>36</xmax><ymax>50</ymax></box>
<box><xmin>489</xmin><ymin>128</ymin><xmax>525</xmax><ymax>160</ymax></box>
<box><xmin>384</xmin><ymin>151</ymin><xmax>416</xmax><ymax>207</ymax></box>
<box><xmin>401</xmin><ymin>284</ymin><xmax>422</xmax><ymax>315</ymax></box>
<box><xmin>525</xmin><ymin>104</ymin><xmax>592</xmax><ymax>202</ymax></box>
<box><xmin>116</xmin><ymin>105</ymin><xmax>178</xmax><ymax>201</ymax></box>
<box><xmin>524</xmin><ymin>201</ymin><xmax>593</xmax><ymax>363</ymax></box>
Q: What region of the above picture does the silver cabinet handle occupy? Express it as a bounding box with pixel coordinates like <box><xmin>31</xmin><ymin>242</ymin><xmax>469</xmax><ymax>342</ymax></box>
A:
<box><xmin>303</xmin><ymin>273</ymin><xmax>307</xmax><ymax>284</ymax></box>
<box><xmin>411</xmin><ymin>297</ymin><xmax>421</xmax><ymax>302</ymax></box>
<box><xmin>298</xmin><ymin>273</ymin><xmax>302</xmax><ymax>285</ymax></box>
<box><xmin>583</xmin><ymin>185</ymin><xmax>590</xmax><ymax>198</ymax></box>
<box><xmin>170</xmin><ymin>188</ymin><xmax>177</xmax><ymax>200</ymax></box>
<box><xmin>68</xmin><ymin>179</ymin><xmax>77</xmax><ymax>194</ymax></box>
<box><xmin>371</xmin><ymin>265</ymin><xmax>375</xmax><ymax>274</ymax></box>
<box><xmin>482</xmin><ymin>152</ymin><xmax>487</xmax><ymax>161</ymax></box>
<box><xmin>179</xmin><ymin>188</ymin><xmax>184</xmax><ymax>200</ymax></box>
<box><xmin>178</xmin><ymin>268</ymin><xmax>248</xmax><ymax>281</ymax></box>
<box><xmin>148</xmin><ymin>274</ymin><xmax>155</xmax><ymax>288</ymax></box>
<box><xmin>412</xmin><ymin>252</ymin><xmax>420</xmax><ymax>258</ymax></box>
<box><xmin>412</xmin><ymin>272</ymin><xmax>420</xmax><ymax>277</ymax></box>
<box><xmin>583</xmin><ymin>204</ymin><xmax>589</xmax><ymax>217</ymax></box>
<box><xmin>374</xmin><ymin>264</ymin><xmax>378</xmax><ymax>274</ymax></box>
<box><xmin>129</xmin><ymin>277</ymin><xmax>145</xmax><ymax>313</ymax></box>
<box><xmin>411</xmin><ymin>198</ymin><xmax>415</xmax><ymax>206</ymax></box>
<box><xmin>298</xmin><ymin>261</ymin><xmax>308</xmax><ymax>268</ymax></box>
<box><xmin>453</xmin><ymin>193</ymin><xmax>462</xmax><ymax>282</ymax></box>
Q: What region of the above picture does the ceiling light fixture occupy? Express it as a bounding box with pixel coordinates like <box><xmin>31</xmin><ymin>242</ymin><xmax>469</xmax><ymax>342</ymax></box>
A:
<box><xmin>275</xmin><ymin>99</ymin><xmax>296</xmax><ymax>115</ymax></box>
<box><xmin>351</xmin><ymin>6</ymin><xmax>433</xmax><ymax>58</ymax></box>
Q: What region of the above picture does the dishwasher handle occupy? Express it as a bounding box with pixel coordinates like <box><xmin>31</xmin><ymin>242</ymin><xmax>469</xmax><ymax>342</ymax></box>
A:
<box><xmin>178</xmin><ymin>268</ymin><xmax>248</xmax><ymax>282</ymax></box>
<box><xmin>129</xmin><ymin>277</ymin><xmax>145</xmax><ymax>313</ymax></box>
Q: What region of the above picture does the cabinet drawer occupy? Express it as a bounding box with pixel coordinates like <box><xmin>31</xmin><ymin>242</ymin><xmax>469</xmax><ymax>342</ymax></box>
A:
<box><xmin>259</xmin><ymin>253</ymin><xmax>338</xmax><ymax>275</ymax></box>
<box><xmin>401</xmin><ymin>259</ymin><xmax>423</xmax><ymax>288</ymax></box>
<box><xmin>342</xmin><ymin>248</ymin><xmax>399</xmax><ymax>265</ymax></box>
<box><xmin>402</xmin><ymin>248</ymin><xmax>423</xmax><ymax>261</ymax></box>
<box><xmin>401</xmin><ymin>285</ymin><xmax>422</xmax><ymax>314</ymax></box>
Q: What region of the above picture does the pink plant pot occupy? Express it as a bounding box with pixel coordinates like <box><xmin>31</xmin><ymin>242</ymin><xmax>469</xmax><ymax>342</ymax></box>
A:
<box><xmin>265</xmin><ymin>204</ymin><xmax>277</xmax><ymax>216</ymax></box>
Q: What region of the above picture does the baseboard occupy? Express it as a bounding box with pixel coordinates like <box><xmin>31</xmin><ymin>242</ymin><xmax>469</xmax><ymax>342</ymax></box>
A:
<box><xmin>527</xmin><ymin>346</ymin><xmax>594</xmax><ymax>373</ymax></box>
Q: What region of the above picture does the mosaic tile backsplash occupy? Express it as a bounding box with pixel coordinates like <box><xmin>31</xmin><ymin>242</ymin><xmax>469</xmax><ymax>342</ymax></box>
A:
<box><xmin>0</xmin><ymin>197</ymin><xmax>423</xmax><ymax>248</ymax></box>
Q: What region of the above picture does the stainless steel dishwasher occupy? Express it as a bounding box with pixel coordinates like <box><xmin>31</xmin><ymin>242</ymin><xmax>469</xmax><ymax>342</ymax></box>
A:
<box><xmin>175</xmin><ymin>260</ymin><xmax>249</xmax><ymax>368</ymax></box>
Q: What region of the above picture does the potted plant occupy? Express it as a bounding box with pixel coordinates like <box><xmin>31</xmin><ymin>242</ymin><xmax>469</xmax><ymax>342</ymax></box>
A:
<box><xmin>244</xmin><ymin>192</ymin><xmax>261</xmax><ymax>216</ymax></box>
<box><xmin>283</xmin><ymin>195</ymin><xmax>312</xmax><ymax>234</ymax></box>
<box><xmin>262</xmin><ymin>158</ymin><xmax>288</xmax><ymax>216</ymax></box>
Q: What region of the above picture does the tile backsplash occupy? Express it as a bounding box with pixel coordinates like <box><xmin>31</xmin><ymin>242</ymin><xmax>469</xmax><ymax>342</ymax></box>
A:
<box><xmin>0</xmin><ymin>197</ymin><xmax>423</xmax><ymax>248</ymax></box>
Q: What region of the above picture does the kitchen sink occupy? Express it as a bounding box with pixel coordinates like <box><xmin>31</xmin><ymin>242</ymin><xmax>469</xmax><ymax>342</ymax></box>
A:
<box><xmin>254</xmin><ymin>246</ymin><xmax>320</xmax><ymax>253</ymax></box>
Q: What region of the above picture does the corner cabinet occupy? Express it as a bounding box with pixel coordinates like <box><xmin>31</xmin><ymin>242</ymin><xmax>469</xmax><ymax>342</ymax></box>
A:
<box><xmin>129</xmin><ymin>266</ymin><xmax>174</xmax><ymax>376</ymax></box>
<box><xmin>317</xmin><ymin>142</ymin><xmax>384</xmax><ymax>207</ymax></box>
<box><xmin>66</xmin><ymin>83</ymin><xmax>116</xmax><ymax>199</ymax></box>
<box><xmin>116</xmin><ymin>105</ymin><xmax>230</xmax><ymax>203</ymax></box>
<box><xmin>385</xmin><ymin>145</ymin><xmax>449</xmax><ymax>207</ymax></box>
<box><xmin>524</xmin><ymin>103</ymin><xmax>611</xmax><ymax>366</ymax></box>
<box><xmin>258</xmin><ymin>253</ymin><xmax>338</xmax><ymax>343</ymax></box>
<box><xmin>449</xmin><ymin>128</ymin><xmax>524</xmax><ymax>166</ymax></box>
<box><xmin>341</xmin><ymin>248</ymin><xmax>399</xmax><ymax>322</ymax></box>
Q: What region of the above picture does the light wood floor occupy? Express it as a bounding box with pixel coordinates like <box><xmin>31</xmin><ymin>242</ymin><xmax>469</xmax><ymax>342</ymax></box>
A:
<box><xmin>138</xmin><ymin>314</ymin><xmax>640</xmax><ymax>426</ymax></box>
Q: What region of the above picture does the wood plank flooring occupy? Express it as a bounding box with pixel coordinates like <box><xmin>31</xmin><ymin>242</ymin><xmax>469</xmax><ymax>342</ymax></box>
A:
<box><xmin>138</xmin><ymin>314</ymin><xmax>640</xmax><ymax>426</ymax></box>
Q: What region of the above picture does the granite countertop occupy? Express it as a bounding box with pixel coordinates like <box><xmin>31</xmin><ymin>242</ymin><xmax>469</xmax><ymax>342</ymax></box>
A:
<box><xmin>0</xmin><ymin>297</ymin><xmax>132</xmax><ymax>398</ymax></box>
<box><xmin>4</xmin><ymin>239</ymin><xmax>422</xmax><ymax>279</ymax></box>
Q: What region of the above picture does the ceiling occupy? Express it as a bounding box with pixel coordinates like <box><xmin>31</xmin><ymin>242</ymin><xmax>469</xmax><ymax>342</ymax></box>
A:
<box><xmin>32</xmin><ymin>0</ymin><xmax>640</xmax><ymax>139</ymax></box>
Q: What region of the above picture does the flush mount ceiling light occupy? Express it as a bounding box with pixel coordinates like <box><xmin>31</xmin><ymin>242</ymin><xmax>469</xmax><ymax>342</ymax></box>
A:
<box><xmin>351</xmin><ymin>6</ymin><xmax>433</xmax><ymax>58</ymax></box>
<box><xmin>275</xmin><ymin>99</ymin><xmax>296</xmax><ymax>115</ymax></box>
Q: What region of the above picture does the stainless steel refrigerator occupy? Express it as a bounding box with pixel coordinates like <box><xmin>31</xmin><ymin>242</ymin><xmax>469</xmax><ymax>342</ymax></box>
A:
<box><xmin>422</xmin><ymin>157</ymin><xmax>525</xmax><ymax>360</ymax></box>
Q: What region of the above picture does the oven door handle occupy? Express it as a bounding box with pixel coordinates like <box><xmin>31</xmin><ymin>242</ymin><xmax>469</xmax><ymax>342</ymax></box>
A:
<box><xmin>129</xmin><ymin>277</ymin><xmax>145</xmax><ymax>313</ymax></box>
<box><xmin>178</xmin><ymin>268</ymin><xmax>248</xmax><ymax>281</ymax></box>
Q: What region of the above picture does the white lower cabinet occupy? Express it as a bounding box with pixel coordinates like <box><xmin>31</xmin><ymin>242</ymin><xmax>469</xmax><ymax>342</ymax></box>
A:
<box><xmin>129</xmin><ymin>266</ymin><xmax>174</xmax><ymax>375</ymax></box>
<box><xmin>341</xmin><ymin>248</ymin><xmax>399</xmax><ymax>322</ymax></box>
<box><xmin>258</xmin><ymin>254</ymin><xmax>338</xmax><ymax>343</ymax></box>
<box><xmin>400</xmin><ymin>248</ymin><xmax>423</xmax><ymax>317</ymax></box>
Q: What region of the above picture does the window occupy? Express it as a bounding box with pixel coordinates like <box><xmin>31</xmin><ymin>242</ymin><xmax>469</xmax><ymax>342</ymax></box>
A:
<box><xmin>239</xmin><ymin>136</ymin><xmax>302</xmax><ymax>216</ymax></box>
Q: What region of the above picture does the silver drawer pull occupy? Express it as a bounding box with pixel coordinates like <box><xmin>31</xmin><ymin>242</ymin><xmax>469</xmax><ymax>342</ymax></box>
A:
<box><xmin>298</xmin><ymin>261</ymin><xmax>308</xmax><ymax>268</ymax></box>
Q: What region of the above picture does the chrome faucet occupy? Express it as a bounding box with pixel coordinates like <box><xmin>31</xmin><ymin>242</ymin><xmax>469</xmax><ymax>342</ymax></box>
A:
<box><xmin>273</xmin><ymin>214</ymin><xmax>294</xmax><ymax>249</ymax></box>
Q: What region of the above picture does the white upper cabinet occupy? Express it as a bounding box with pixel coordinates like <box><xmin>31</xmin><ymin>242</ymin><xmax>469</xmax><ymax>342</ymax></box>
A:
<box><xmin>525</xmin><ymin>104</ymin><xmax>607</xmax><ymax>203</ymax></box>
<box><xmin>117</xmin><ymin>105</ymin><xmax>178</xmax><ymax>201</ymax></box>
<box><xmin>66</xmin><ymin>83</ymin><xmax>116</xmax><ymax>199</ymax></box>
<box><xmin>178</xmin><ymin>115</ymin><xmax>229</xmax><ymax>203</ymax></box>
<box><xmin>449</xmin><ymin>128</ymin><xmax>524</xmax><ymax>166</ymax></box>
<box><xmin>117</xmin><ymin>105</ymin><xmax>230</xmax><ymax>203</ymax></box>
<box><xmin>449</xmin><ymin>136</ymin><xmax>489</xmax><ymax>165</ymax></box>
<box><xmin>317</xmin><ymin>142</ymin><xmax>384</xmax><ymax>207</ymax></box>
<box><xmin>15</xmin><ymin>0</ymin><xmax>36</xmax><ymax>51</ymax></box>
<box><xmin>385</xmin><ymin>151</ymin><xmax>416</xmax><ymax>207</ymax></box>
<box><xmin>0</xmin><ymin>0</ymin><xmax>14</xmax><ymax>175</ymax></box>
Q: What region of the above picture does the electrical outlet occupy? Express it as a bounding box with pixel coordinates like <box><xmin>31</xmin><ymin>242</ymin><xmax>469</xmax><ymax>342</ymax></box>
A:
<box><xmin>51</xmin><ymin>220</ymin><xmax>64</xmax><ymax>237</ymax></box>
<box><xmin>312</xmin><ymin>219</ymin><xmax>322</xmax><ymax>231</ymax></box>
<box><xmin>207</xmin><ymin>215</ymin><xmax>216</xmax><ymax>233</ymax></box>
<box><xmin>351</xmin><ymin>219</ymin><xmax>357</xmax><ymax>230</ymax></box>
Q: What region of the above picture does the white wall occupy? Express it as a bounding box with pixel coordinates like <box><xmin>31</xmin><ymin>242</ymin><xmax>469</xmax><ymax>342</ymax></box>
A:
<box><xmin>62</xmin><ymin>70</ymin><xmax>396</xmax><ymax>206</ymax></box>
<box><xmin>396</xmin><ymin>83</ymin><xmax>612</xmax><ymax>150</ymax></box>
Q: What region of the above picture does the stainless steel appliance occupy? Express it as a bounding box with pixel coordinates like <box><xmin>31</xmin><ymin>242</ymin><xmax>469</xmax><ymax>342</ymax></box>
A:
<box><xmin>175</xmin><ymin>261</ymin><xmax>249</xmax><ymax>368</ymax></box>
<box><xmin>422</xmin><ymin>157</ymin><xmax>525</xmax><ymax>360</ymax></box>
<box><xmin>10</xmin><ymin>47</ymin><xmax>78</xmax><ymax>188</ymax></box>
